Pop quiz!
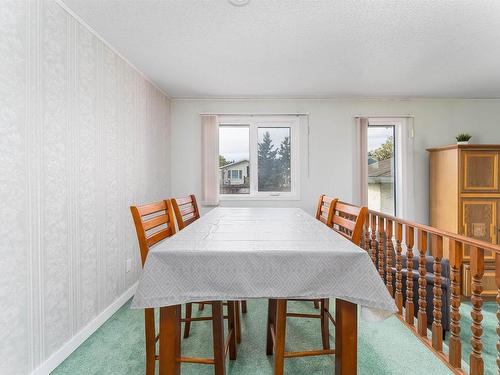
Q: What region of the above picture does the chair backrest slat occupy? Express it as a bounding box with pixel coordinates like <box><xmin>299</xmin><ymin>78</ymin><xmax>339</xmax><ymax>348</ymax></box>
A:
<box><xmin>332</xmin><ymin>215</ymin><xmax>356</xmax><ymax>233</ymax></box>
<box><xmin>130</xmin><ymin>200</ymin><xmax>176</xmax><ymax>266</ymax></box>
<box><xmin>315</xmin><ymin>195</ymin><xmax>337</xmax><ymax>226</ymax></box>
<box><xmin>137</xmin><ymin>201</ymin><xmax>167</xmax><ymax>216</ymax></box>
<box><xmin>334</xmin><ymin>201</ymin><xmax>362</xmax><ymax>217</ymax></box>
<box><xmin>146</xmin><ymin>228</ymin><xmax>172</xmax><ymax>248</ymax></box>
<box><xmin>171</xmin><ymin>194</ymin><xmax>201</xmax><ymax>230</ymax></box>
<box><xmin>179</xmin><ymin>205</ymin><xmax>196</xmax><ymax>216</ymax></box>
<box><xmin>330</xmin><ymin>200</ymin><xmax>368</xmax><ymax>245</ymax></box>
<box><xmin>142</xmin><ymin>214</ymin><xmax>169</xmax><ymax>231</ymax></box>
<box><xmin>175</xmin><ymin>196</ymin><xmax>193</xmax><ymax>205</ymax></box>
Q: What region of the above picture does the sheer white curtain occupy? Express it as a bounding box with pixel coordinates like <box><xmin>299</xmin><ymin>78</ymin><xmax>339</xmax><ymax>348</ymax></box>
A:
<box><xmin>201</xmin><ymin>115</ymin><xmax>219</xmax><ymax>206</ymax></box>
<box><xmin>356</xmin><ymin>117</ymin><xmax>369</xmax><ymax>206</ymax></box>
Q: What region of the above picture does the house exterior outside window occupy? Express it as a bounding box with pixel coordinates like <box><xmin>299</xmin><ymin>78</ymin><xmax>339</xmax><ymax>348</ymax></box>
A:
<box><xmin>220</xmin><ymin>160</ymin><xmax>250</xmax><ymax>193</ymax></box>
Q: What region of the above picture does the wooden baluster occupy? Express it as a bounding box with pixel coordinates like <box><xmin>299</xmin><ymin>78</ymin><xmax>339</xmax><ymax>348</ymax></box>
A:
<box><xmin>449</xmin><ymin>239</ymin><xmax>463</xmax><ymax>368</ymax></box>
<box><xmin>395</xmin><ymin>222</ymin><xmax>403</xmax><ymax>315</ymax></box>
<box><xmin>363</xmin><ymin>217</ymin><xmax>371</xmax><ymax>255</ymax></box>
<box><xmin>417</xmin><ymin>229</ymin><xmax>428</xmax><ymax>337</ymax></box>
<box><xmin>470</xmin><ymin>246</ymin><xmax>485</xmax><ymax>375</ymax></box>
<box><xmin>405</xmin><ymin>226</ymin><xmax>415</xmax><ymax>325</ymax></box>
<box><xmin>386</xmin><ymin>219</ymin><xmax>394</xmax><ymax>296</ymax></box>
<box><xmin>431</xmin><ymin>234</ymin><xmax>443</xmax><ymax>351</ymax></box>
<box><xmin>378</xmin><ymin>216</ymin><xmax>385</xmax><ymax>281</ymax></box>
<box><xmin>370</xmin><ymin>213</ymin><xmax>377</xmax><ymax>265</ymax></box>
<box><xmin>496</xmin><ymin>255</ymin><xmax>500</xmax><ymax>375</ymax></box>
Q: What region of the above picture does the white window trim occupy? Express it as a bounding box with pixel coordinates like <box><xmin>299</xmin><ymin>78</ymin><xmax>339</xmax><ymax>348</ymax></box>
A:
<box><xmin>365</xmin><ymin>117</ymin><xmax>415</xmax><ymax>219</ymax></box>
<box><xmin>218</xmin><ymin>115</ymin><xmax>300</xmax><ymax>201</ymax></box>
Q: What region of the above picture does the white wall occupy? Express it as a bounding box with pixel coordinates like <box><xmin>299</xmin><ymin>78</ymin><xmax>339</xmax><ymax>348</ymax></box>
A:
<box><xmin>0</xmin><ymin>1</ymin><xmax>171</xmax><ymax>373</ymax></box>
<box><xmin>171</xmin><ymin>98</ymin><xmax>500</xmax><ymax>223</ymax></box>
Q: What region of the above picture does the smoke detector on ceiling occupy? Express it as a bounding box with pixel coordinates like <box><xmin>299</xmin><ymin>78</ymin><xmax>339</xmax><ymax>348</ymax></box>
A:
<box><xmin>228</xmin><ymin>0</ymin><xmax>250</xmax><ymax>6</ymax></box>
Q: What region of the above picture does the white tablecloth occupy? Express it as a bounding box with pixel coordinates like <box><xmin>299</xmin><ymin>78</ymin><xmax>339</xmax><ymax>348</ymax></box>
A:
<box><xmin>132</xmin><ymin>208</ymin><xmax>397</xmax><ymax>320</ymax></box>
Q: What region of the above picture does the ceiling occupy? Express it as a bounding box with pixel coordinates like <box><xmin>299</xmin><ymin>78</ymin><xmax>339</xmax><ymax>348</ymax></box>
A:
<box><xmin>62</xmin><ymin>0</ymin><xmax>500</xmax><ymax>98</ymax></box>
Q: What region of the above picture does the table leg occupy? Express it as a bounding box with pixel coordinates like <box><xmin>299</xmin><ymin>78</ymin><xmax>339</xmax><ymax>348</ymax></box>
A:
<box><xmin>335</xmin><ymin>299</ymin><xmax>357</xmax><ymax>375</ymax></box>
<box><xmin>274</xmin><ymin>299</ymin><xmax>287</xmax><ymax>375</ymax></box>
<box><xmin>235</xmin><ymin>301</ymin><xmax>241</xmax><ymax>344</ymax></box>
<box><xmin>212</xmin><ymin>301</ymin><xmax>226</xmax><ymax>375</ymax></box>
<box><xmin>159</xmin><ymin>305</ymin><xmax>181</xmax><ymax>375</ymax></box>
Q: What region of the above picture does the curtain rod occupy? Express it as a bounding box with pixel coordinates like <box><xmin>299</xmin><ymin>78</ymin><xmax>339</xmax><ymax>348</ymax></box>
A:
<box><xmin>355</xmin><ymin>114</ymin><xmax>414</xmax><ymax>118</ymax></box>
<box><xmin>199</xmin><ymin>112</ymin><xmax>309</xmax><ymax>116</ymax></box>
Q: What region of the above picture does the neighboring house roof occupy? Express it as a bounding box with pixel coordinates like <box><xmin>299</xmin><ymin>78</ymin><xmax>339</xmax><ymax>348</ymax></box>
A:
<box><xmin>219</xmin><ymin>159</ymin><xmax>249</xmax><ymax>170</ymax></box>
<box><xmin>368</xmin><ymin>158</ymin><xmax>393</xmax><ymax>178</ymax></box>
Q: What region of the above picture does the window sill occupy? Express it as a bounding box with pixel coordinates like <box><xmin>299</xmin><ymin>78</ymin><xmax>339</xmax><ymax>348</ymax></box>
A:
<box><xmin>219</xmin><ymin>194</ymin><xmax>300</xmax><ymax>201</ymax></box>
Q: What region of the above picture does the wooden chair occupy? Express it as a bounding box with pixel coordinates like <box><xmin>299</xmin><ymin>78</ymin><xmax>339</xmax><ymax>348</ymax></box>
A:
<box><xmin>266</xmin><ymin>200</ymin><xmax>368</xmax><ymax>372</ymax></box>
<box><xmin>315</xmin><ymin>194</ymin><xmax>337</xmax><ymax>226</ymax></box>
<box><xmin>312</xmin><ymin>195</ymin><xmax>338</xmax><ymax>309</ymax></box>
<box><xmin>171</xmin><ymin>194</ymin><xmax>201</xmax><ymax>230</ymax></box>
<box><xmin>171</xmin><ymin>194</ymin><xmax>247</xmax><ymax>342</ymax></box>
<box><xmin>170</xmin><ymin>194</ymin><xmax>204</xmax><ymax>333</ymax></box>
<box><xmin>130</xmin><ymin>200</ymin><xmax>238</xmax><ymax>375</ymax></box>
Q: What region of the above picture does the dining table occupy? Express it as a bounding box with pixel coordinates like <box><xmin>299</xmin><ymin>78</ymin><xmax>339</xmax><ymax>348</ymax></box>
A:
<box><xmin>132</xmin><ymin>207</ymin><xmax>397</xmax><ymax>375</ymax></box>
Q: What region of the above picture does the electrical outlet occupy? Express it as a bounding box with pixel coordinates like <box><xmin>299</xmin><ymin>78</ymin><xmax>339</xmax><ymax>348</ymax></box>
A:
<box><xmin>126</xmin><ymin>259</ymin><xmax>132</xmax><ymax>273</ymax></box>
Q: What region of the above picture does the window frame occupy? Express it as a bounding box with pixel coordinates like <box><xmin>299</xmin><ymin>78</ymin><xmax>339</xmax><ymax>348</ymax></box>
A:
<box><xmin>367</xmin><ymin>124</ymin><xmax>397</xmax><ymax>216</ymax></box>
<box><xmin>218</xmin><ymin>115</ymin><xmax>300</xmax><ymax>201</ymax></box>
<box><xmin>363</xmin><ymin>117</ymin><xmax>414</xmax><ymax>218</ymax></box>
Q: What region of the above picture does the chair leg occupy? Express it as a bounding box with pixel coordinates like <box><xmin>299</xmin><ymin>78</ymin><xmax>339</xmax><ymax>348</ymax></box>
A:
<box><xmin>227</xmin><ymin>301</ymin><xmax>237</xmax><ymax>360</ymax></box>
<box><xmin>266</xmin><ymin>299</ymin><xmax>277</xmax><ymax>355</ymax></box>
<box><xmin>198</xmin><ymin>302</ymin><xmax>205</xmax><ymax>311</ymax></box>
<box><xmin>274</xmin><ymin>300</ymin><xmax>288</xmax><ymax>375</ymax></box>
<box><xmin>183</xmin><ymin>303</ymin><xmax>192</xmax><ymax>338</ymax></box>
<box><xmin>235</xmin><ymin>301</ymin><xmax>241</xmax><ymax>344</ymax></box>
<box><xmin>313</xmin><ymin>299</ymin><xmax>320</xmax><ymax>309</ymax></box>
<box><xmin>320</xmin><ymin>298</ymin><xmax>330</xmax><ymax>350</ymax></box>
<box><xmin>211</xmin><ymin>301</ymin><xmax>226</xmax><ymax>375</ymax></box>
<box><xmin>241</xmin><ymin>300</ymin><xmax>248</xmax><ymax>313</ymax></box>
<box><xmin>144</xmin><ymin>308</ymin><xmax>156</xmax><ymax>375</ymax></box>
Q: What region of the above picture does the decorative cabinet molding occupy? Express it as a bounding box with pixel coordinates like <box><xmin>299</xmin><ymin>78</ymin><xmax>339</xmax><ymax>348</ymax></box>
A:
<box><xmin>428</xmin><ymin>144</ymin><xmax>500</xmax><ymax>297</ymax></box>
<box><xmin>461</xmin><ymin>199</ymin><xmax>497</xmax><ymax>262</ymax></box>
<box><xmin>0</xmin><ymin>1</ymin><xmax>171</xmax><ymax>373</ymax></box>
<box><xmin>462</xmin><ymin>151</ymin><xmax>499</xmax><ymax>192</ymax></box>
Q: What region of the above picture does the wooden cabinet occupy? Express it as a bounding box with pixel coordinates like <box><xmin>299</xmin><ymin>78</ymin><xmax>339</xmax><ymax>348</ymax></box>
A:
<box><xmin>428</xmin><ymin>144</ymin><xmax>500</xmax><ymax>296</ymax></box>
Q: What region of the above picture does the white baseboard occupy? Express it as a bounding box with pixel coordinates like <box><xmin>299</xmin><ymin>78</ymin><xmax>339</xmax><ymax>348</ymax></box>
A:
<box><xmin>31</xmin><ymin>282</ymin><xmax>138</xmax><ymax>375</ymax></box>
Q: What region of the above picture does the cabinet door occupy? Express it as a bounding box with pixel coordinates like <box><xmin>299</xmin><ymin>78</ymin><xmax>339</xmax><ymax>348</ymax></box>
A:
<box><xmin>460</xmin><ymin>199</ymin><xmax>497</xmax><ymax>261</ymax></box>
<box><xmin>461</xmin><ymin>151</ymin><xmax>499</xmax><ymax>192</ymax></box>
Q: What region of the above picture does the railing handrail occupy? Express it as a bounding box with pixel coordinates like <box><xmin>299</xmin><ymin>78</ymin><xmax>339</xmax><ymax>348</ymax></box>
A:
<box><xmin>367</xmin><ymin>209</ymin><xmax>500</xmax><ymax>254</ymax></box>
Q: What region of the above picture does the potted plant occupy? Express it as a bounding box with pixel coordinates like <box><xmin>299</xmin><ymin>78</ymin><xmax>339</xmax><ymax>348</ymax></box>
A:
<box><xmin>456</xmin><ymin>133</ymin><xmax>472</xmax><ymax>145</ymax></box>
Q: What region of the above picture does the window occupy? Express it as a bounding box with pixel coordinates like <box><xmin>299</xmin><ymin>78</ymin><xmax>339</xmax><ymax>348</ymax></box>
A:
<box><xmin>258</xmin><ymin>127</ymin><xmax>291</xmax><ymax>192</ymax></box>
<box><xmin>218</xmin><ymin>116</ymin><xmax>300</xmax><ymax>200</ymax></box>
<box><xmin>219</xmin><ymin>126</ymin><xmax>249</xmax><ymax>194</ymax></box>
<box><xmin>367</xmin><ymin>125</ymin><xmax>396</xmax><ymax>215</ymax></box>
<box><xmin>229</xmin><ymin>170</ymin><xmax>242</xmax><ymax>179</ymax></box>
<box><xmin>358</xmin><ymin>117</ymin><xmax>414</xmax><ymax>219</ymax></box>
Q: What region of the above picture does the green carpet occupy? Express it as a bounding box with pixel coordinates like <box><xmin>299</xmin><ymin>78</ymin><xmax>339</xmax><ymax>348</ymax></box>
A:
<box><xmin>443</xmin><ymin>301</ymin><xmax>497</xmax><ymax>375</ymax></box>
<box><xmin>51</xmin><ymin>299</ymin><xmax>477</xmax><ymax>374</ymax></box>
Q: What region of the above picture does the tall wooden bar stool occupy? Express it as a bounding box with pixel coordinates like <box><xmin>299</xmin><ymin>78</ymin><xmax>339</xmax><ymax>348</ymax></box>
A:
<box><xmin>311</xmin><ymin>194</ymin><xmax>338</xmax><ymax>309</ymax></box>
<box><xmin>274</xmin><ymin>195</ymin><xmax>337</xmax><ymax>345</ymax></box>
<box><xmin>266</xmin><ymin>200</ymin><xmax>368</xmax><ymax>374</ymax></box>
<box><xmin>171</xmin><ymin>194</ymin><xmax>247</xmax><ymax>343</ymax></box>
<box><xmin>170</xmin><ymin>194</ymin><xmax>204</xmax><ymax>337</ymax></box>
<box><xmin>130</xmin><ymin>200</ymin><xmax>238</xmax><ymax>375</ymax></box>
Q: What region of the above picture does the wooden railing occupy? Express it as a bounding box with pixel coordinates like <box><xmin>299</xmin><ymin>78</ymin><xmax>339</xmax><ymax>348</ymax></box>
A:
<box><xmin>364</xmin><ymin>210</ymin><xmax>500</xmax><ymax>375</ymax></box>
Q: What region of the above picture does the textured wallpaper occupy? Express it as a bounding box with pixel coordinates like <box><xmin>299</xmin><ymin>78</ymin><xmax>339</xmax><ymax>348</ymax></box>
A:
<box><xmin>0</xmin><ymin>1</ymin><xmax>171</xmax><ymax>373</ymax></box>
